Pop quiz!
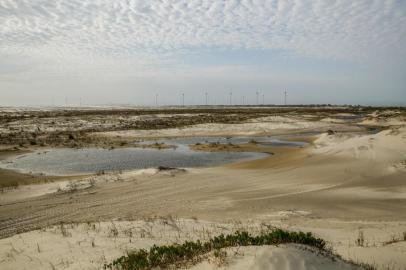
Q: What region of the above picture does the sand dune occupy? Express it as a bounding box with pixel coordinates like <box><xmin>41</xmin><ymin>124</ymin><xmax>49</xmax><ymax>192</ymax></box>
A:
<box><xmin>191</xmin><ymin>245</ymin><xmax>362</xmax><ymax>270</ymax></box>
<box><xmin>94</xmin><ymin>115</ymin><xmax>363</xmax><ymax>139</ymax></box>
<box><xmin>0</xmin><ymin>219</ymin><xmax>362</xmax><ymax>270</ymax></box>
<box><xmin>1</xmin><ymin>112</ymin><xmax>405</xmax><ymax>269</ymax></box>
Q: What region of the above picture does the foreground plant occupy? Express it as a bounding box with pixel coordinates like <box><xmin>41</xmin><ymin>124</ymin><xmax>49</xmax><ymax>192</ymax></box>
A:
<box><xmin>104</xmin><ymin>229</ymin><xmax>325</xmax><ymax>270</ymax></box>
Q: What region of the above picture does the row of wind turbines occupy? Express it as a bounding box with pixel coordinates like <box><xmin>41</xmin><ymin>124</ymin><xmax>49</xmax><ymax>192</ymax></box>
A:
<box><xmin>154</xmin><ymin>91</ymin><xmax>288</xmax><ymax>107</ymax></box>
<box><xmin>58</xmin><ymin>91</ymin><xmax>288</xmax><ymax>107</ymax></box>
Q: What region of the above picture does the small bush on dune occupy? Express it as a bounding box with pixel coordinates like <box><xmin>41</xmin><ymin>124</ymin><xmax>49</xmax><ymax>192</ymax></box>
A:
<box><xmin>104</xmin><ymin>228</ymin><xmax>325</xmax><ymax>270</ymax></box>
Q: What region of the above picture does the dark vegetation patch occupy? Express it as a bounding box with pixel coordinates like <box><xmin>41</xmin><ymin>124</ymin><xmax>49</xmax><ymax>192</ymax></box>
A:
<box><xmin>0</xmin><ymin>106</ymin><xmax>385</xmax><ymax>123</ymax></box>
<box><xmin>0</xmin><ymin>106</ymin><xmax>400</xmax><ymax>148</ymax></box>
<box><xmin>104</xmin><ymin>228</ymin><xmax>327</xmax><ymax>270</ymax></box>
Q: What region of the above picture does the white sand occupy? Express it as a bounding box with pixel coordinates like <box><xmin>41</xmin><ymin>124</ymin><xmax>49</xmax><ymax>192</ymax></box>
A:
<box><xmin>0</xmin><ymin>219</ymin><xmax>364</xmax><ymax>270</ymax></box>
<box><xmin>191</xmin><ymin>245</ymin><xmax>361</xmax><ymax>270</ymax></box>
<box><xmin>94</xmin><ymin>115</ymin><xmax>361</xmax><ymax>139</ymax></box>
<box><xmin>1</xmin><ymin>115</ymin><xmax>406</xmax><ymax>269</ymax></box>
<box><xmin>360</xmin><ymin>110</ymin><xmax>406</xmax><ymax>127</ymax></box>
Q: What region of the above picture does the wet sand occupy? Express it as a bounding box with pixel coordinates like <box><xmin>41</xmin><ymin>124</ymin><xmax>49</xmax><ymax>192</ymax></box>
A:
<box><xmin>0</xmin><ymin>149</ymin><xmax>86</xmax><ymax>189</ymax></box>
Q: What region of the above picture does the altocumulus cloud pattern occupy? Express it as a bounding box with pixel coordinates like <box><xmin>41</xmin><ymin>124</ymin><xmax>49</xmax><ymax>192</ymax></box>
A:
<box><xmin>0</xmin><ymin>0</ymin><xmax>405</xmax><ymax>107</ymax></box>
<box><xmin>1</xmin><ymin>0</ymin><xmax>405</xmax><ymax>63</ymax></box>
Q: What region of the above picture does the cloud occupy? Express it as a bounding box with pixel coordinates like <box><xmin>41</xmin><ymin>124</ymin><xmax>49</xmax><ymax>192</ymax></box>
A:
<box><xmin>0</xmin><ymin>0</ymin><xmax>405</xmax><ymax>65</ymax></box>
<box><xmin>0</xmin><ymin>0</ymin><xmax>405</xmax><ymax>106</ymax></box>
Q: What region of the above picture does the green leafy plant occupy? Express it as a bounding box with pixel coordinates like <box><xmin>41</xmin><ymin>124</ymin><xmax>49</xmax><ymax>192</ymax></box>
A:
<box><xmin>104</xmin><ymin>228</ymin><xmax>326</xmax><ymax>270</ymax></box>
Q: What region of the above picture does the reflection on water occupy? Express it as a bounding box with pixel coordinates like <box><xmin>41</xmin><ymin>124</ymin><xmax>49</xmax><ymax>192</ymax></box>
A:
<box><xmin>0</xmin><ymin>136</ymin><xmax>305</xmax><ymax>176</ymax></box>
<box><xmin>140</xmin><ymin>136</ymin><xmax>307</xmax><ymax>148</ymax></box>
<box><xmin>1</xmin><ymin>147</ymin><xmax>266</xmax><ymax>176</ymax></box>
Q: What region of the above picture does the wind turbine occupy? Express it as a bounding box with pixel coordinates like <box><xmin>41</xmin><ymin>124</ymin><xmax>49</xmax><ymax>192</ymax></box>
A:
<box><xmin>284</xmin><ymin>90</ymin><xmax>287</xmax><ymax>106</ymax></box>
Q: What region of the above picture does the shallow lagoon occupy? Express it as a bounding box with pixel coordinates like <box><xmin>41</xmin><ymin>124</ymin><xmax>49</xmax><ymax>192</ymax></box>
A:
<box><xmin>1</xmin><ymin>136</ymin><xmax>305</xmax><ymax>175</ymax></box>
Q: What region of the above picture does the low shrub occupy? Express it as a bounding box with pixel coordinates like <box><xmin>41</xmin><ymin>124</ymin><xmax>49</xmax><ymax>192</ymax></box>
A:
<box><xmin>104</xmin><ymin>228</ymin><xmax>325</xmax><ymax>270</ymax></box>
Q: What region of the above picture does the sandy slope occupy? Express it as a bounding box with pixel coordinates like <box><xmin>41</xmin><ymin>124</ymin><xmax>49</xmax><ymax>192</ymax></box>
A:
<box><xmin>0</xmin><ymin>219</ymin><xmax>362</xmax><ymax>270</ymax></box>
<box><xmin>191</xmin><ymin>245</ymin><xmax>362</xmax><ymax>270</ymax></box>
<box><xmin>0</xmin><ymin>118</ymin><xmax>406</xmax><ymax>269</ymax></box>
<box><xmin>93</xmin><ymin>115</ymin><xmax>363</xmax><ymax>139</ymax></box>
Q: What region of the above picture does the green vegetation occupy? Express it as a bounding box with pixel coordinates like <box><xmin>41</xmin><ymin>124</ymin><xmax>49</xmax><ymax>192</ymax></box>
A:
<box><xmin>104</xmin><ymin>228</ymin><xmax>325</xmax><ymax>270</ymax></box>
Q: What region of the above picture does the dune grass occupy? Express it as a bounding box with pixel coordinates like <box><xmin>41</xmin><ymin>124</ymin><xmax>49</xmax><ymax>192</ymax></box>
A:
<box><xmin>104</xmin><ymin>228</ymin><xmax>326</xmax><ymax>270</ymax></box>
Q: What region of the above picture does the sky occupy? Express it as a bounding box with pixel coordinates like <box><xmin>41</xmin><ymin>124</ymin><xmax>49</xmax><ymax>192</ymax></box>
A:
<box><xmin>0</xmin><ymin>0</ymin><xmax>405</xmax><ymax>106</ymax></box>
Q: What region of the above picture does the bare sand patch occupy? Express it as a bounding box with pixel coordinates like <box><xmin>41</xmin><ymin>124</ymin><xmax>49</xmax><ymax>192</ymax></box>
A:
<box><xmin>93</xmin><ymin>115</ymin><xmax>363</xmax><ymax>139</ymax></box>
